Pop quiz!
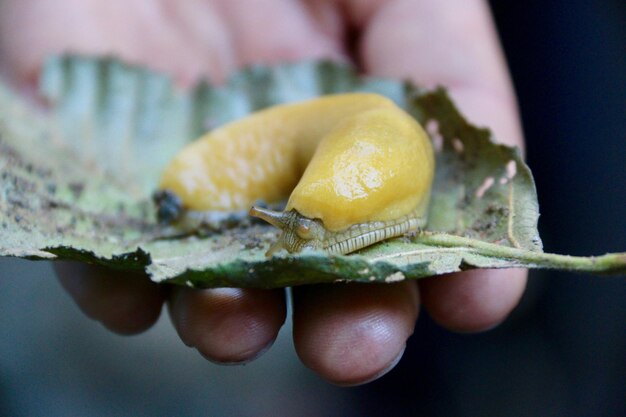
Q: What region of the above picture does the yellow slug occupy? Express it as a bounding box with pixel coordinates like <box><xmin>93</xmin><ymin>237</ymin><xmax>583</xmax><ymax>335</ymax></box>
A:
<box><xmin>158</xmin><ymin>93</ymin><xmax>435</xmax><ymax>255</ymax></box>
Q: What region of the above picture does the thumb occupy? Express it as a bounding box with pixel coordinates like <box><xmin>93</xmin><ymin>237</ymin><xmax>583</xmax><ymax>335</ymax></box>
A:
<box><xmin>347</xmin><ymin>0</ymin><xmax>523</xmax><ymax>148</ymax></box>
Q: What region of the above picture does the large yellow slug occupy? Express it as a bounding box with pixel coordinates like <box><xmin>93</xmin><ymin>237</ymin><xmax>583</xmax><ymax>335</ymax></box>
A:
<box><xmin>158</xmin><ymin>93</ymin><xmax>435</xmax><ymax>255</ymax></box>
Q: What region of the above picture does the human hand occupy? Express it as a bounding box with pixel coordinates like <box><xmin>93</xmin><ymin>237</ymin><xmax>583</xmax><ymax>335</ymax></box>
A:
<box><xmin>0</xmin><ymin>0</ymin><xmax>526</xmax><ymax>385</ymax></box>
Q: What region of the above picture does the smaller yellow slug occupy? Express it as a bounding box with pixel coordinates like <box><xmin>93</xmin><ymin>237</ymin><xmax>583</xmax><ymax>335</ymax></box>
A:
<box><xmin>158</xmin><ymin>93</ymin><xmax>435</xmax><ymax>255</ymax></box>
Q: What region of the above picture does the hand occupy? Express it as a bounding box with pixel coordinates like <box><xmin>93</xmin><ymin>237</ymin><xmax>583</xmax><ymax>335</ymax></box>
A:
<box><xmin>0</xmin><ymin>0</ymin><xmax>526</xmax><ymax>385</ymax></box>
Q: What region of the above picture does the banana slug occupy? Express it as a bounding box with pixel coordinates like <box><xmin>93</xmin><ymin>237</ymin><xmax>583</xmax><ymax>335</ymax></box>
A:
<box><xmin>158</xmin><ymin>93</ymin><xmax>435</xmax><ymax>255</ymax></box>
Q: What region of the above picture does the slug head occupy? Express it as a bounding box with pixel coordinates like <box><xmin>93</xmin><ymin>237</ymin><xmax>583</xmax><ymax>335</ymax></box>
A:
<box><xmin>249</xmin><ymin>206</ymin><xmax>326</xmax><ymax>256</ymax></box>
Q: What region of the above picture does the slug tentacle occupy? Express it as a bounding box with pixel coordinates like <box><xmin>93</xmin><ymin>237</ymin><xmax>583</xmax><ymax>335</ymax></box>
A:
<box><xmin>248</xmin><ymin>206</ymin><xmax>292</xmax><ymax>230</ymax></box>
<box><xmin>160</xmin><ymin>93</ymin><xmax>435</xmax><ymax>256</ymax></box>
<box><xmin>249</xmin><ymin>207</ymin><xmax>326</xmax><ymax>256</ymax></box>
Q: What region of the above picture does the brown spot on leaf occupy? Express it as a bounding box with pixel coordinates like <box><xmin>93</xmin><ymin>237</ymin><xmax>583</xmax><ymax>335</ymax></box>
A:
<box><xmin>68</xmin><ymin>182</ymin><xmax>84</xmax><ymax>199</ymax></box>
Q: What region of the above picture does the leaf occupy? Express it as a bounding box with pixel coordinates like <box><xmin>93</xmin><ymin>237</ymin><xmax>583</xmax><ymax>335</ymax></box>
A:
<box><xmin>0</xmin><ymin>56</ymin><xmax>624</xmax><ymax>288</ymax></box>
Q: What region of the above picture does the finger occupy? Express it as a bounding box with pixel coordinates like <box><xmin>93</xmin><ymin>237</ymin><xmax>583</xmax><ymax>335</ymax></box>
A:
<box><xmin>350</xmin><ymin>0</ymin><xmax>523</xmax><ymax>147</ymax></box>
<box><xmin>0</xmin><ymin>0</ymin><xmax>236</xmax><ymax>87</ymax></box>
<box><xmin>420</xmin><ymin>268</ymin><xmax>527</xmax><ymax>332</ymax></box>
<box><xmin>168</xmin><ymin>287</ymin><xmax>286</xmax><ymax>364</ymax></box>
<box><xmin>347</xmin><ymin>0</ymin><xmax>527</xmax><ymax>330</ymax></box>
<box><xmin>218</xmin><ymin>0</ymin><xmax>346</xmax><ymax>67</ymax></box>
<box><xmin>293</xmin><ymin>282</ymin><xmax>419</xmax><ymax>386</ymax></box>
<box><xmin>55</xmin><ymin>262</ymin><xmax>165</xmax><ymax>335</ymax></box>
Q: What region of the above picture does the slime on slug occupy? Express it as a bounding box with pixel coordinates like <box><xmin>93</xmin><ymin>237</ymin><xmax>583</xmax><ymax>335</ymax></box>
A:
<box><xmin>158</xmin><ymin>93</ymin><xmax>435</xmax><ymax>256</ymax></box>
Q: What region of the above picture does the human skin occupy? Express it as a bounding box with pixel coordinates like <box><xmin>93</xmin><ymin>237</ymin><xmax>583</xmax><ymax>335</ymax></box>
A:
<box><xmin>0</xmin><ymin>0</ymin><xmax>526</xmax><ymax>385</ymax></box>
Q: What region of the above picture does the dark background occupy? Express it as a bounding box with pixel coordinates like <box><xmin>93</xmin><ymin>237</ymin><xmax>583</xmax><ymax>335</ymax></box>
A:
<box><xmin>1</xmin><ymin>1</ymin><xmax>624</xmax><ymax>416</ymax></box>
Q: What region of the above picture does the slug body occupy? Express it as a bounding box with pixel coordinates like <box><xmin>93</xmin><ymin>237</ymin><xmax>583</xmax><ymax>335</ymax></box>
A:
<box><xmin>159</xmin><ymin>93</ymin><xmax>435</xmax><ymax>255</ymax></box>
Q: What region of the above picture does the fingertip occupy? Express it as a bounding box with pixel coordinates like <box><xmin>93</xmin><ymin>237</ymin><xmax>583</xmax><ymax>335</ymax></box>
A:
<box><xmin>419</xmin><ymin>268</ymin><xmax>527</xmax><ymax>333</ymax></box>
<box><xmin>293</xmin><ymin>282</ymin><xmax>418</xmax><ymax>385</ymax></box>
<box><xmin>168</xmin><ymin>287</ymin><xmax>286</xmax><ymax>364</ymax></box>
<box><xmin>55</xmin><ymin>262</ymin><xmax>165</xmax><ymax>335</ymax></box>
<box><xmin>334</xmin><ymin>343</ymin><xmax>407</xmax><ymax>388</ymax></box>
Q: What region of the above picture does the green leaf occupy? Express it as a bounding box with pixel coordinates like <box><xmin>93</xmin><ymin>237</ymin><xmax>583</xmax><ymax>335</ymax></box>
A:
<box><xmin>0</xmin><ymin>56</ymin><xmax>624</xmax><ymax>287</ymax></box>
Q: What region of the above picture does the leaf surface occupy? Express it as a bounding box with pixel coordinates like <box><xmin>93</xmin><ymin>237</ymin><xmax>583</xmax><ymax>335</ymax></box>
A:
<box><xmin>1</xmin><ymin>56</ymin><xmax>622</xmax><ymax>287</ymax></box>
